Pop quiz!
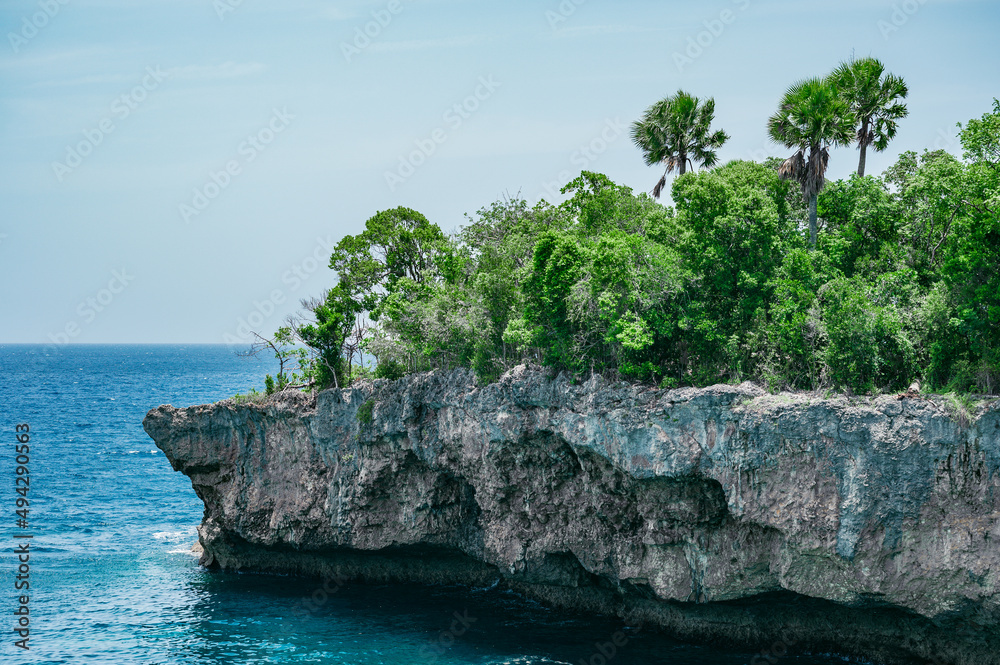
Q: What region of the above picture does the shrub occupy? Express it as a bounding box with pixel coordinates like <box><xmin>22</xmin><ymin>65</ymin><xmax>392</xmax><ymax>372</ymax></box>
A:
<box><xmin>373</xmin><ymin>358</ymin><xmax>406</xmax><ymax>381</ymax></box>
<box><xmin>231</xmin><ymin>388</ymin><xmax>268</xmax><ymax>405</ymax></box>
<box><xmin>356</xmin><ymin>400</ymin><xmax>374</xmax><ymax>425</ymax></box>
<box><xmin>819</xmin><ymin>276</ymin><xmax>918</xmax><ymax>393</ymax></box>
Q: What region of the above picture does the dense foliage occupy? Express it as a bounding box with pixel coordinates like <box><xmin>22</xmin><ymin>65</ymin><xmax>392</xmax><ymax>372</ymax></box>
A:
<box><xmin>254</xmin><ymin>99</ymin><xmax>999</xmax><ymax>397</ymax></box>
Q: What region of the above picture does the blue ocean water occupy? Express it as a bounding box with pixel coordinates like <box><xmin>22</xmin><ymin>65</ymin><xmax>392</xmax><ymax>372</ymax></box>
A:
<box><xmin>0</xmin><ymin>345</ymin><xmax>856</xmax><ymax>665</ymax></box>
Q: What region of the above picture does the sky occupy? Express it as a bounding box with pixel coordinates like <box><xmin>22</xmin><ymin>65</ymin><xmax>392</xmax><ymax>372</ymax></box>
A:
<box><xmin>1</xmin><ymin>0</ymin><xmax>998</xmax><ymax>345</ymax></box>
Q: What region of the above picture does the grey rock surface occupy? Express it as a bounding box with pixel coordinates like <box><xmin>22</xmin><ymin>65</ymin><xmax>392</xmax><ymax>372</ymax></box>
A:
<box><xmin>143</xmin><ymin>367</ymin><xmax>1000</xmax><ymax>664</ymax></box>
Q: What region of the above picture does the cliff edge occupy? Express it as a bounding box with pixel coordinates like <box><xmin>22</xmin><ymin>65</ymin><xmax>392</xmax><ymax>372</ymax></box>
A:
<box><xmin>143</xmin><ymin>367</ymin><xmax>1000</xmax><ymax>664</ymax></box>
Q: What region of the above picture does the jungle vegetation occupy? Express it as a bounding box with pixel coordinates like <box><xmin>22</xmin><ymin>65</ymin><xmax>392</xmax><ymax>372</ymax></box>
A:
<box><xmin>247</xmin><ymin>60</ymin><xmax>1000</xmax><ymax>398</ymax></box>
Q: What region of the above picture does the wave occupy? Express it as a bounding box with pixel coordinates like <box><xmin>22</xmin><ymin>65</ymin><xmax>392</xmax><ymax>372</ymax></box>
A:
<box><xmin>152</xmin><ymin>527</ymin><xmax>198</xmax><ymax>542</ymax></box>
<box><xmin>167</xmin><ymin>547</ymin><xmax>201</xmax><ymax>557</ymax></box>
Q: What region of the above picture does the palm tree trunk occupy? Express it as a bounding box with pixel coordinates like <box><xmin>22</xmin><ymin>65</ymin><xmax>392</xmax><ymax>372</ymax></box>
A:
<box><xmin>808</xmin><ymin>194</ymin><xmax>818</xmax><ymax>247</ymax></box>
<box><xmin>678</xmin><ymin>151</ymin><xmax>686</xmax><ymax>175</ymax></box>
<box><xmin>857</xmin><ymin>120</ymin><xmax>869</xmax><ymax>177</ymax></box>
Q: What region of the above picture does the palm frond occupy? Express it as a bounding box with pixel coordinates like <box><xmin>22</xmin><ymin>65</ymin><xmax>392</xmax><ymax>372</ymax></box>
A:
<box><xmin>631</xmin><ymin>89</ymin><xmax>729</xmax><ymax>187</ymax></box>
<box><xmin>652</xmin><ymin>175</ymin><xmax>667</xmax><ymax>199</ymax></box>
<box><xmin>778</xmin><ymin>150</ymin><xmax>806</xmax><ymax>182</ymax></box>
<box><xmin>829</xmin><ymin>55</ymin><xmax>909</xmax><ymax>156</ymax></box>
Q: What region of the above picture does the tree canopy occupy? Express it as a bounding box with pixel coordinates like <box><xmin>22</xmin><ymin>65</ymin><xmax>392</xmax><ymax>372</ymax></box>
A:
<box><xmin>246</xmin><ymin>80</ymin><xmax>998</xmax><ymax>398</ymax></box>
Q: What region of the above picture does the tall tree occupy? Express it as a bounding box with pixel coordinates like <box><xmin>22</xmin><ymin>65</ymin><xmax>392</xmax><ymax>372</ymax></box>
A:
<box><xmin>329</xmin><ymin>206</ymin><xmax>450</xmax><ymax>316</ymax></box>
<box><xmin>630</xmin><ymin>90</ymin><xmax>729</xmax><ymax>198</ymax></box>
<box><xmin>767</xmin><ymin>77</ymin><xmax>854</xmax><ymax>247</ymax></box>
<box><xmin>830</xmin><ymin>57</ymin><xmax>909</xmax><ymax>177</ymax></box>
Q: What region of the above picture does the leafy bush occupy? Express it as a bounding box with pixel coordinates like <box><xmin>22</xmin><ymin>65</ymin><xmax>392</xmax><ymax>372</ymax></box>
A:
<box><xmin>819</xmin><ymin>276</ymin><xmax>918</xmax><ymax>393</ymax></box>
<box><xmin>356</xmin><ymin>400</ymin><xmax>374</xmax><ymax>425</ymax></box>
<box><xmin>373</xmin><ymin>358</ymin><xmax>406</xmax><ymax>381</ymax></box>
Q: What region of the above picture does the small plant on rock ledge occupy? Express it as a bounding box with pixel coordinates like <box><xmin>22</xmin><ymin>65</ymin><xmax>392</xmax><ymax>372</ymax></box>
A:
<box><xmin>942</xmin><ymin>391</ymin><xmax>978</xmax><ymax>429</ymax></box>
<box><xmin>231</xmin><ymin>388</ymin><xmax>269</xmax><ymax>405</ymax></box>
<box><xmin>356</xmin><ymin>399</ymin><xmax>374</xmax><ymax>425</ymax></box>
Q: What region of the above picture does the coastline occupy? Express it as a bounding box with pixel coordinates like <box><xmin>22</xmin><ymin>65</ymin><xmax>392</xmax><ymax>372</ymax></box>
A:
<box><xmin>144</xmin><ymin>367</ymin><xmax>1000</xmax><ymax>665</ymax></box>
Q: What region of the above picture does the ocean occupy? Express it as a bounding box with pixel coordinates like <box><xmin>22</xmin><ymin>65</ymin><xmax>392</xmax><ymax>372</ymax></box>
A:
<box><xmin>0</xmin><ymin>344</ymin><xmax>855</xmax><ymax>664</ymax></box>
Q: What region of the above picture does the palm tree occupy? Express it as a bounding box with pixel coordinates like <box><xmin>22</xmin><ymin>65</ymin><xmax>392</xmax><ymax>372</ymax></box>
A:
<box><xmin>767</xmin><ymin>77</ymin><xmax>854</xmax><ymax>247</ymax></box>
<box><xmin>830</xmin><ymin>57</ymin><xmax>909</xmax><ymax>177</ymax></box>
<box><xmin>631</xmin><ymin>90</ymin><xmax>729</xmax><ymax>198</ymax></box>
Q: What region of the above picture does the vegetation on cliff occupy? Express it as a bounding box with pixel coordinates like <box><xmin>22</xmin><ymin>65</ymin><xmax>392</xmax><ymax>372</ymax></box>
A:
<box><xmin>245</xmin><ymin>61</ymin><xmax>999</xmax><ymax>398</ymax></box>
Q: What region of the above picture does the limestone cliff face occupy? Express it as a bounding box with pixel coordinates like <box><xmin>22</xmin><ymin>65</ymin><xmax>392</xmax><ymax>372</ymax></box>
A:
<box><xmin>143</xmin><ymin>367</ymin><xmax>1000</xmax><ymax>665</ymax></box>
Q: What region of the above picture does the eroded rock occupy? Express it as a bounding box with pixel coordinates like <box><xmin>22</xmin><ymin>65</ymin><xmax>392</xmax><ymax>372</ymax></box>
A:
<box><xmin>143</xmin><ymin>367</ymin><xmax>1000</xmax><ymax>664</ymax></box>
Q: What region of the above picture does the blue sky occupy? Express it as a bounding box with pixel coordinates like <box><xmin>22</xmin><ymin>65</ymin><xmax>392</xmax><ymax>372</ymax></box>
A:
<box><xmin>1</xmin><ymin>0</ymin><xmax>997</xmax><ymax>344</ymax></box>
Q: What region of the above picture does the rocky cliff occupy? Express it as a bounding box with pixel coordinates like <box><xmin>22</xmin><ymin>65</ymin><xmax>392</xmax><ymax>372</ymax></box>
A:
<box><xmin>143</xmin><ymin>367</ymin><xmax>1000</xmax><ymax>664</ymax></box>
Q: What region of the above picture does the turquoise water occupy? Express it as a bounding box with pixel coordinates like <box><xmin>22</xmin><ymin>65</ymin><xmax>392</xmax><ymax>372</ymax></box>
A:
<box><xmin>0</xmin><ymin>345</ymin><xmax>856</xmax><ymax>664</ymax></box>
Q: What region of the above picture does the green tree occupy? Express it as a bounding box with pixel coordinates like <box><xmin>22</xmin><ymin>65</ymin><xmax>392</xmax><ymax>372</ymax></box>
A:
<box><xmin>458</xmin><ymin>197</ymin><xmax>562</xmax><ymax>380</ymax></box>
<box><xmin>295</xmin><ymin>284</ymin><xmax>364</xmax><ymax>388</ymax></box>
<box><xmin>941</xmin><ymin>99</ymin><xmax>1000</xmax><ymax>392</ymax></box>
<box><xmin>515</xmin><ymin>231</ymin><xmax>590</xmax><ymax>370</ymax></box>
<box><xmin>325</xmin><ymin>206</ymin><xmax>460</xmax><ymax>380</ymax></box>
<box><xmin>671</xmin><ymin>161</ymin><xmax>799</xmax><ymax>380</ymax></box>
<box><xmin>829</xmin><ymin>57</ymin><xmax>909</xmax><ymax>177</ymax></box>
<box><xmin>958</xmin><ymin>98</ymin><xmax>1000</xmax><ymax>167</ymax></box>
<box><xmin>630</xmin><ymin>90</ymin><xmax>729</xmax><ymax>198</ymax></box>
<box><xmin>329</xmin><ymin>206</ymin><xmax>450</xmax><ymax>317</ymax></box>
<box><xmin>819</xmin><ymin>274</ymin><xmax>919</xmax><ymax>394</ymax></box>
<box><xmin>767</xmin><ymin>77</ymin><xmax>855</xmax><ymax>247</ymax></box>
<box><xmin>238</xmin><ymin>327</ymin><xmax>312</xmax><ymax>394</ymax></box>
<box><xmin>817</xmin><ymin>174</ymin><xmax>901</xmax><ymax>278</ymax></box>
<box><xmin>889</xmin><ymin>149</ymin><xmax>966</xmax><ymax>281</ymax></box>
<box><xmin>762</xmin><ymin>249</ymin><xmax>835</xmax><ymax>390</ymax></box>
